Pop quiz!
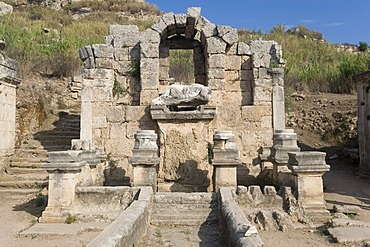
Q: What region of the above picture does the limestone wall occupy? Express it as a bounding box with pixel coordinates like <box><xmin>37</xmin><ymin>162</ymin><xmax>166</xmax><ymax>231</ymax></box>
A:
<box><xmin>0</xmin><ymin>53</ymin><xmax>20</xmax><ymax>159</ymax></box>
<box><xmin>79</xmin><ymin>8</ymin><xmax>286</xmax><ymax>190</ymax></box>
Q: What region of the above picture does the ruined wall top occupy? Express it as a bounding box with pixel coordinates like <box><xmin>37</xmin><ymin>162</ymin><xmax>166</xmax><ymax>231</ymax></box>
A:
<box><xmin>0</xmin><ymin>40</ymin><xmax>21</xmax><ymax>86</ymax></box>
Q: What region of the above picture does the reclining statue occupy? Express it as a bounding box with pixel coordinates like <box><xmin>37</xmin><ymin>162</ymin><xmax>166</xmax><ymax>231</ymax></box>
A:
<box><xmin>151</xmin><ymin>83</ymin><xmax>211</xmax><ymax>106</ymax></box>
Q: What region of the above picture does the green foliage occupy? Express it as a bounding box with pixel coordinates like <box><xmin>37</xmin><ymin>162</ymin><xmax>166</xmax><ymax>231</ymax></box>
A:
<box><xmin>359</xmin><ymin>41</ymin><xmax>369</xmax><ymax>52</ymax></box>
<box><xmin>239</xmin><ymin>26</ymin><xmax>370</xmax><ymax>93</ymax></box>
<box><xmin>65</xmin><ymin>214</ymin><xmax>77</xmax><ymax>224</ymax></box>
<box><xmin>169</xmin><ymin>49</ymin><xmax>194</xmax><ymax>84</ymax></box>
<box><xmin>106</xmin><ymin>152</ymin><xmax>118</xmax><ymax>168</ymax></box>
<box><xmin>113</xmin><ymin>80</ymin><xmax>128</xmax><ymax>97</ymax></box>
<box><xmin>0</xmin><ymin>5</ymin><xmax>156</xmax><ymax>78</ymax></box>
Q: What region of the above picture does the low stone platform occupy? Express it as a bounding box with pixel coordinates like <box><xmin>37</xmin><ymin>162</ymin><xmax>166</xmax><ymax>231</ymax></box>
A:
<box><xmin>20</xmin><ymin>222</ymin><xmax>109</xmax><ymax>237</ymax></box>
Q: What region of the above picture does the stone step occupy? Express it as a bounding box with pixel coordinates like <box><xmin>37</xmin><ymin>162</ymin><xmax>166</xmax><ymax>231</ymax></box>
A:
<box><xmin>153</xmin><ymin>192</ymin><xmax>218</xmax><ymax>205</ymax></box>
<box><xmin>5</xmin><ymin>167</ymin><xmax>47</xmax><ymax>175</ymax></box>
<box><xmin>34</xmin><ymin>139</ymin><xmax>73</xmax><ymax>146</ymax></box>
<box><xmin>0</xmin><ymin>180</ymin><xmax>48</xmax><ymax>189</ymax></box>
<box><xmin>0</xmin><ymin>188</ymin><xmax>41</xmax><ymax>196</ymax></box>
<box><xmin>10</xmin><ymin>161</ymin><xmax>45</xmax><ymax>168</ymax></box>
<box><xmin>74</xmin><ymin>211</ymin><xmax>120</xmax><ymax>222</ymax></box>
<box><xmin>35</xmin><ymin>134</ymin><xmax>80</xmax><ymax>139</ymax></box>
<box><xmin>11</xmin><ymin>157</ymin><xmax>48</xmax><ymax>163</ymax></box>
<box><xmin>1</xmin><ymin>173</ymin><xmax>48</xmax><ymax>181</ymax></box>
<box><xmin>152</xmin><ymin>203</ymin><xmax>218</xmax><ymax>211</ymax></box>
<box><xmin>14</xmin><ymin>148</ymin><xmax>48</xmax><ymax>156</ymax></box>
<box><xmin>151</xmin><ymin>213</ymin><xmax>218</xmax><ymax>226</ymax></box>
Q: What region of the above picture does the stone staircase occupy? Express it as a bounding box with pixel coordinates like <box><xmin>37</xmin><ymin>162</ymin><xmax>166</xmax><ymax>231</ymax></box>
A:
<box><xmin>141</xmin><ymin>192</ymin><xmax>222</xmax><ymax>246</ymax></box>
<box><xmin>0</xmin><ymin>110</ymin><xmax>80</xmax><ymax>194</ymax></box>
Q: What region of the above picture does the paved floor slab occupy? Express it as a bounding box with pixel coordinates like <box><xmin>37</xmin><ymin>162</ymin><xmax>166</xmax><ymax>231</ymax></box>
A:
<box><xmin>20</xmin><ymin>222</ymin><xmax>109</xmax><ymax>237</ymax></box>
<box><xmin>328</xmin><ymin>226</ymin><xmax>370</xmax><ymax>244</ymax></box>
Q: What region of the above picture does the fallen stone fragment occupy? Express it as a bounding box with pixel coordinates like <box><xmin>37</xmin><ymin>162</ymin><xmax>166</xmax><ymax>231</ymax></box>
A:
<box><xmin>328</xmin><ymin>226</ymin><xmax>370</xmax><ymax>244</ymax></box>
<box><xmin>333</xmin><ymin>205</ymin><xmax>362</xmax><ymax>215</ymax></box>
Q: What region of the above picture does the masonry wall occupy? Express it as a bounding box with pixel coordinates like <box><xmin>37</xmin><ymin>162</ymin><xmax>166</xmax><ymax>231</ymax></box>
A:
<box><xmin>0</xmin><ymin>53</ymin><xmax>20</xmax><ymax>160</ymax></box>
<box><xmin>354</xmin><ymin>71</ymin><xmax>370</xmax><ymax>177</ymax></box>
<box><xmin>79</xmin><ymin>8</ymin><xmax>285</xmax><ymax>189</ymax></box>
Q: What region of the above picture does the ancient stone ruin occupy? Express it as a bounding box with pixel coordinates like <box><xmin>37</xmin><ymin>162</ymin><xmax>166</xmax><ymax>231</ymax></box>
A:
<box><xmin>353</xmin><ymin>64</ymin><xmax>370</xmax><ymax>178</ymax></box>
<box><xmin>16</xmin><ymin>7</ymin><xmax>335</xmax><ymax>246</ymax></box>
<box><xmin>0</xmin><ymin>41</ymin><xmax>21</xmax><ymax>159</ymax></box>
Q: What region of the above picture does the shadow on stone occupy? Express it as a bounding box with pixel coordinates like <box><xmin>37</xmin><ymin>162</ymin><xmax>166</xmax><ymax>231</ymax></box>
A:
<box><xmin>170</xmin><ymin>160</ymin><xmax>210</xmax><ymax>192</ymax></box>
<box><xmin>12</xmin><ymin>195</ymin><xmax>47</xmax><ymax>218</ymax></box>
<box><xmin>33</xmin><ymin>111</ymin><xmax>80</xmax><ymax>151</ymax></box>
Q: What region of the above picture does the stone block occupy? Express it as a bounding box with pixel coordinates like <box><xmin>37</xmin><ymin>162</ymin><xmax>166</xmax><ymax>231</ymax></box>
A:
<box><xmin>206</xmin><ymin>37</ymin><xmax>226</xmax><ymax>54</ymax></box>
<box><xmin>114</xmin><ymin>48</ymin><xmax>130</xmax><ymax>61</ymax></box>
<box><xmin>83</xmin><ymin>69</ymin><xmax>114</xmax><ymax>80</ymax></box>
<box><xmin>91</xmin><ymin>86</ymin><xmax>113</xmax><ymax>102</ymax></box>
<box><xmin>201</xmin><ymin>22</ymin><xmax>217</xmax><ymax>38</ymax></box>
<box><xmin>226</xmin><ymin>55</ymin><xmax>241</xmax><ymax>70</ymax></box>
<box><xmin>140</xmin><ymin>28</ymin><xmax>160</xmax><ymax>43</ymax></box>
<box><xmin>110</xmin><ymin>123</ymin><xmax>126</xmax><ymax>139</ymax></box>
<box><xmin>238</xmin><ymin>42</ymin><xmax>252</xmax><ymax>55</ymax></box>
<box><xmin>140</xmin><ymin>42</ymin><xmax>159</xmax><ymax>58</ymax></box>
<box><xmin>83</xmin><ymin>79</ymin><xmax>114</xmax><ymax>88</ymax></box>
<box><xmin>95</xmin><ymin>58</ymin><xmax>114</xmax><ymax>69</ymax></box>
<box><xmin>225</xmin><ymin>71</ymin><xmax>240</xmax><ymax>83</ymax></box>
<box><xmin>105</xmin><ymin>138</ymin><xmax>133</xmax><ymax>157</ymax></box>
<box><xmin>151</xmin><ymin>19</ymin><xmax>167</xmax><ymax>35</ymax></box>
<box><xmin>217</xmin><ymin>105</ymin><xmax>242</xmax><ymax>127</ymax></box>
<box><xmin>92</xmin><ymin>44</ymin><xmax>113</xmax><ymax>58</ymax></box>
<box><xmin>140</xmin><ymin>90</ymin><xmax>159</xmax><ymax>105</ymax></box>
<box><xmin>159</xmin><ymin>66</ymin><xmax>169</xmax><ymax>81</ymax></box>
<box><xmin>79</xmin><ymin>46</ymin><xmax>94</xmax><ymax>60</ymax></box>
<box><xmin>175</xmin><ymin>13</ymin><xmax>187</xmax><ymax>27</ymax></box>
<box><xmin>207</xmin><ymin>54</ymin><xmax>225</xmax><ymax>68</ymax></box>
<box><xmin>207</xmin><ymin>79</ymin><xmax>225</xmax><ymax>91</ymax></box>
<box><xmin>113</xmin><ymin>30</ymin><xmax>140</xmax><ymax>48</ymax></box>
<box><xmin>208</xmin><ymin>68</ymin><xmax>225</xmax><ymax>79</ymax></box>
<box><xmin>125</xmin><ymin>106</ymin><xmax>149</xmax><ymax>122</ymax></box>
<box><xmin>187</xmin><ymin>7</ymin><xmax>201</xmax><ymax>18</ymax></box>
<box><xmin>92</xmin><ymin>116</ymin><xmax>107</xmax><ymax>128</ymax></box>
<box><xmin>106</xmin><ymin>106</ymin><xmax>126</xmax><ymax>123</ymax></box>
<box><xmin>254</xmin><ymin>86</ymin><xmax>272</xmax><ymax>104</ymax></box>
<box><xmin>242</xmin><ymin>105</ymin><xmax>272</xmax><ymax>122</ymax></box>
<box><xmin>222</xmin><ymin>28</ymin><xmax>238</xmax><ymax>45</ymax></box>
<box><xmin>161</xmin><ymin>12</ymin><xmax>175</xmax><ymax>26</ymax></box>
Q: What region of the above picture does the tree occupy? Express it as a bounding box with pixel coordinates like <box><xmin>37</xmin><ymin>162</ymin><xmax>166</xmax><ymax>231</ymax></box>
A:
<box><xmin>359</xmin><ymin>41</ymin><xmax>369</xmax><ymax>52</ymax></box>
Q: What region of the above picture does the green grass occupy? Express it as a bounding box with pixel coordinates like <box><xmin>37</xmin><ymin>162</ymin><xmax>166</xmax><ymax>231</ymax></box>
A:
<box><xmin>0</xmin><ymin>4</ymin><xmax>157</xmax><ymax>78</ymax></box>
<box><xmin>239</xmin><ymin>25</ymin><xmax>370</xmax><ymax>93</ymax></box>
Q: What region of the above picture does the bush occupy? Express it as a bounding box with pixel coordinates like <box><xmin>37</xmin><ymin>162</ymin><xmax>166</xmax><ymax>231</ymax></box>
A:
<box><xmin>359</xmin><ymin>41</ymin><xmax>369</xmax><ymax>52</ymax></box>
<box><xmin>169</xmin><ymin>49</ymin><xmax>194</xmax><ymax>83</ymax></box>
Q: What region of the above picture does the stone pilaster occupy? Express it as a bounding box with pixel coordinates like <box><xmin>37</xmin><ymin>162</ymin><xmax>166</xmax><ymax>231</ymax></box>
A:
<box><xmin>211</xmin><ymin>131</ymin><xmax>241</xmax><ymax>192</ymax></box>
<box><xmin>287</xmin><ymin>151</ymin><xmax>331</xmax><ymax>223</ymax></box>
<box><xmin>130</xmin><ymin>130</ymin><xmax>159</xmax><ymax>191</ymax></box>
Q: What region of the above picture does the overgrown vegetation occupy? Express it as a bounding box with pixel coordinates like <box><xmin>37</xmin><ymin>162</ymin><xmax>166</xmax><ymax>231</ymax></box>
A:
<box><xmin>239</xmin><ymin>25</ymin><xmax>370</xmax><ymax>93</ymax></box>
<box><xmin>0</xmin><ymin>3</ymin><xmax>158</xmax><ymax>78</ymax></box>
<box><xmin>169</xmin><ymin>49</ymin><xmax>194</xmax><ymax>83</ymax></box>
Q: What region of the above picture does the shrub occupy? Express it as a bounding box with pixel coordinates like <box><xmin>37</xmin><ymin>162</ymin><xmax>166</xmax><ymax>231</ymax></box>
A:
<box><xmin>359</xmin><ymin>41</ymin><xmax>369</xmax><ymax>52</ymax></box>
<box><xmin>169</xmin><ymin>49</ymin><xmax>194</xmax><ymax>84</ymax></box>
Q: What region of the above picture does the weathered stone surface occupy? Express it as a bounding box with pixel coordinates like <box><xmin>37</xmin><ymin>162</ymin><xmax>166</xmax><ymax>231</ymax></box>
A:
<box><xmin>140</xmin><ymin>42</ymin><xmax>159</xmax><ymax>58</ymax></box>
<box><xmin>140</xmin><ymin>28</ymin><xmax>160</xmax><ymax>43</ymax></box>
<box><xmin>92</xmin><ymin>44</ymin><xmax>113</xmax><ymax>58</ymax></box>
<box><xmin>0</xmin><ymin>2</ymin><xmax>12</xmax><ymax>16</ymax></box>
<box><xmin>206</xmin><ymin>37</ymin><xmax>227</xmax><ymax>54</ymax></box>
<box><xmin>208</xmin><ymin>54</ymin><xmax>226</xmax><ymax>68</ymax></box>
<box><xmin>328</xmin><ymin>227</ymin><xmax>370</xmax><ymax>244</ymax></box>
<box><xmin>151</xmin><ymin>83</ymin><xmax>211</xmax><ymax>106</ymax></box>
<box><xmin>333</xmin><ymin>205</ymin><xmax>362</xmax><ymax>215</ymax></box>
<box><xmin>238</xmin><ymin>42</ymin><xmax>252</xmax><ymax>55</ymax></box>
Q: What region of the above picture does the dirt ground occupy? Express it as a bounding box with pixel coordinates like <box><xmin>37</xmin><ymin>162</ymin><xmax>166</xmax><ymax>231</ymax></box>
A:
<box><xmin>1</xmin><ymin>93</ymin><xmax>370</xmax><ymax>246</ymax></box>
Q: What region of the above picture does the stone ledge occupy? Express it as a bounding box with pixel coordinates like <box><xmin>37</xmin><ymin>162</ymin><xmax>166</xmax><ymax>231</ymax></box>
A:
<box><xmin>150</xmin><ymin>105</ymin><xmax>216</xmax><ymax>120</ymax></box>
